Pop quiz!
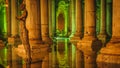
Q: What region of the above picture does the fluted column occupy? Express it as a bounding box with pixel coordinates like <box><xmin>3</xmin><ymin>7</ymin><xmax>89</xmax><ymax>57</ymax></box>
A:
<box><xmin>70</xmin><ymin>0</ymin><xmax>83</xmax><ymax>42</ymax></box>
<box><xmin>40</xmin><ymin>0</ymin><xmax>52</xmax><ymax>44</ymax></box>
<box><xmin>98</xmin><ymin>0</ymin><xmax>108</xmax><ymax>47</ymax></box>
<box><xmin>97</xmin><ymin>0</ymin><xmax>120</xmax><ymax>65</ymax></box>
<box><xmin>11</xmin><ymin>0</ymin><xmax>18</xmax><ymax>37</ymax></box>
<box><xmin>26</xmin><ymin>0</ymin><xmax>43</xmax><ymax>44</ymax></box>
<box><xmin>77</xmin><ymin>0</ymin><xmax>102</xmax><ymax>68</ymax></box>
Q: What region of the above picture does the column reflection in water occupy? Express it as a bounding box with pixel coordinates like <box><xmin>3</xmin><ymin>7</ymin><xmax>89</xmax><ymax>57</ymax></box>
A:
<box><xmin>51</xmin><ymin>38</ymin><xmax>76</xmax><ymax>68</ymax></box>
<box><xmin>0</xmin><ymin>47</ymin><xmax>7</xmax><ymax>68</ymax></box>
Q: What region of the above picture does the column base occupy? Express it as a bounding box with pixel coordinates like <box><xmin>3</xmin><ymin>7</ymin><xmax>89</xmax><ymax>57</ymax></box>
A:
<box><xmin>42</xmin><ymin>36</ymin><xmax>53</xmax><ymax>45</ymax></box>
<box><xmin>70</xmin><ymin>36</ymin><xmax>81</xmax><ymax>44</ymax></box>
<box><xmin>97</xmin><ymin>39</ymin><xmax>120</xmax><ymax>64</ymax></box>
<box><xmin>77</xmin><ymin>37</ymin><xmax>102</xmax><ymax>52</ymax></box>
<box><xmin>97</xmin><ymin>33</ymin><xmax>109</xmax><ymax>47</ymax></box>
<box><xmin>77</xmin><ymin>37</ymin><xmax>102</xmax><ymax>68</ymax></box>
<box><xmin>15</xmin><ymin>43</ymin><xmax>50</xmax><ymax>67</ymax></box>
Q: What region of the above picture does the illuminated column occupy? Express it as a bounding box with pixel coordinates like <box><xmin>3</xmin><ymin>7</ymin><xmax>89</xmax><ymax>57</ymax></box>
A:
<box><xmin>83</xmin><ymin>0</ymin><xmax>96</xmax><ymax>38</ymax></box>
<box><xmin>8</xmin><ymin>0</ymin><xmax>21</xmax><ymax>68</ymax></box>
<box><xmin>11</xmin><ymin>0</ymin><xmax>18</xmax><ymax>36</ymax></box>
<box><xmin>69</xmin><ymin>0</ymin><xmax>75</xmax><ymax>37</ymax></box>
<box><xmin>26</xmin><ymin>0</ymin><xmax>43</xmax><ymax>44</ymax></box>
<box><xmin>48</xmin><ymin>0</ymin><xmax>52</xmax><ymax>37</ymax></box>
<box><xmin>51</xmin><ymin>0</ymin><xmax>56</xmax><ymax>37</ymax></box>
<box><xmin>77</xmin><ymin>0</ymin><xmax>102</xmax><ymax>68</ymax></box>
<box><xmin>97</xmin><ymin>0</ymin><xmax>120</xmax><ymax>65</ymax></box>
<box><xmin>25</xmin><ymin>1</ymin><xmax>49</xmax><ymax>68</ymax></box>
<box><xmin>40</xmin><ymin>0</ymin><xmax>52</xmax><ymax>44</ymax></box>
<box><xmin>98</xmin><ymin>0</ymin><xmax>107</xmax><ymax>46</ymax></box>
<box><xmin>6</xmin><ymin>0</ymin><xmax>11</xmax><ymax>37</ymax></box>
<box><xmin>71</xmin><ymin>0</ymin><xmax>83</xmax><ymax>42</ymax></box>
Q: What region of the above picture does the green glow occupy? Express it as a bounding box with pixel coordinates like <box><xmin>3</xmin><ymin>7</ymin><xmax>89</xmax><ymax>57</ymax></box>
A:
<box><xmin>3</xmin><ymin>7</ymin><xmax>7</xmax><ymax>34</ymax></box>
<box><xmin>96</xmin><ymin>0</ymin><xmax>101</xmax><ymax>35</ymax></box>
<box><xmin>0</xmin><ymin>1</ymin><xmax>7</xmax><ymax>39</ymax></box>
<box><xmin>56</xmin><ymin>1</ymin><xmax>69</xmax><ymax>37</ymax></box>
<box><xmin>55</xmin><ymin>38</ymin><xmax>70</xmax><ymax>67</ymax></box>
<box><xmin>70</xmin><ymin>0</ymin><xmax>76</xmax><ymax>37</ymax></box>
<box><xmin>0</xmin><ymin>48</ymin><xmax>7</xmax><ymax>67</ymax></box>
<box><xmin>106</xmin><ymin>0</ymin><xmax>112</xmax><ymax>36</ymax></box>
<box><xmin>71</xmin><ymin>44</ymin><xmax>76</xmax><ymax>68</ymax></box>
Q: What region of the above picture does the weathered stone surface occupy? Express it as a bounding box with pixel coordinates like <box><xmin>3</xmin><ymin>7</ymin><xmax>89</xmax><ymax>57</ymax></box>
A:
<box><xmin>97</xmin><ymin>0</ymin><xmax>120</xmax><ymax>65</ymax></box>
<box><xmin>26</xmin><ymin>0</ymin><xmax>43</xmax><ymax>44</ymax></box>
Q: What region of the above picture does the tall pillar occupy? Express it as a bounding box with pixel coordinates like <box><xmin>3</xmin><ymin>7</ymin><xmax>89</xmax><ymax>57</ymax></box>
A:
<box><xmin>77</xmin><ymin>0</ymin><xmax>102</xmax><ymax>68</ymax></box>
<box><xmin>6</xmin><ymin>0</ymin><xmax>11</xmax><ymax>37</ymax></box>
<box><xmin>8</xmin><ymin>0</ymin><xmax>21</xmax><ymax>68</ymax></box>
<box><xmin>25</xmin><ymin>0</ymin><xmax>50</xmax><ymax>68</ymax></box>
<box><xmin>48</xmin><ymin>0</ymin><xmax>52</xmax><ymax>38</ymax></box>
<box><xmin>98</xmin><ymin>0</ymin><xmax>108</xmax><ymax>46</ymax></box>
<box><xmin>11</xmin><ymin>0</ymin><xmax>18</xmax><ymax>37</ymax></box>
<box><xmin>70</xmin><ymin>0</ymin><xmax>83</xmax><ymax>42</ymax></box>
<box><xmin>69</xmin><ymin>0</ymin><xmax>75</xmax><ymax>37</ymax></box>
<box><xmin>26</xmin><ymin>0</ymin><xmax>43</xmax><ymax>44</ymax></box>
<box><xmin>97</xmin><ymin>0</ymin><xmax>120</xmax><ymax>65</ymax></box>
<box><xmin>106</xmin><ymin>0</ymin><xmax>112</xmax><ymax>36</ymax></box>
<box><xmin>40</xmin><ymin>0</ymin><xmax>53</xmax><ymax>44</ymax></box>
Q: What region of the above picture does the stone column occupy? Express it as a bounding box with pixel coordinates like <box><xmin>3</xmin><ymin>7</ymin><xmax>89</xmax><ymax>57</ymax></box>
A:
<box><xmin>69</xmin><ymin>0</ymin><xmax>75</xmax><ymax>36</ymax></box>
<box><xmin>7</xmin><ymin>0</ymin><xmax>21</xmax><ymax>68</ymax></box>
<box><xmin>40</xmin><ymin>0</ymin><xmax>53</xmax><ymax>44</ymax></box>
<box><xmin>6</xmin><ymin>0</ymin><xmax>11</xmax><ymax>37</ymax></box>
<box><xmin>48</xmin><ymin>0</ymin><xmax>52</xmax><ymax>38</ymax></box>
<box><xmin>98</xmin><ymin>0</ymin><xmax>108</xmax><ymax>47</ymax></box>
<box><xmin>26</xmin><ymin>0</ymin><xmax>43</xmax><ymax>44</ymax></box>
<box><xmin>97</xmin><ymin>0</ymin><xmax>120</xmax><ymax>65</ymax></box>
<box><xmin>11</xmin><ymin>0</ymin><xmax>18</xmax><ymax>37</ymax></box>
<box><xmin>24</xmin><ymin>1</ymin><xmax>50</xmax><ymax>68</ymax></box>
<box><xmin>70</xmin><ymin>0</ymin><xmax>83</xmax><ymax>42</ymax></box>
<box><xmin>77</xmin><ymin>0</ymin><xmax>102</xmax><ymax>68</ymax></box>
<box><xmin>106</xmin><ymin>1</ymin><xmax>112</xmax><ymax>36</ymax></box>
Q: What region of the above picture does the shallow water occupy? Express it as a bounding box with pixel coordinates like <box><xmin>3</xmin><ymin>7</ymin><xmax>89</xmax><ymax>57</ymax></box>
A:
<box><xmin>0</xmin><ymin>38</ymin><xmax>120</xmax><ymax>68</ymax></box>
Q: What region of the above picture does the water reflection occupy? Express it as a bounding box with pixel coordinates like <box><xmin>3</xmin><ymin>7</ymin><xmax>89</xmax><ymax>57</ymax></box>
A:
<box><xmin>0</xmin><ymin>47</ymin><xmax>7</xmax><ymax>68</ymax></box>
<box><xmin>51</xmin><ymin>38</ymin><xmax>76</xmax><ymax>68</ymax></box>
<box><xmin>1</xmin><ymin>38</ymin><xmax>120</xmax><ymax>68</ymax></box>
